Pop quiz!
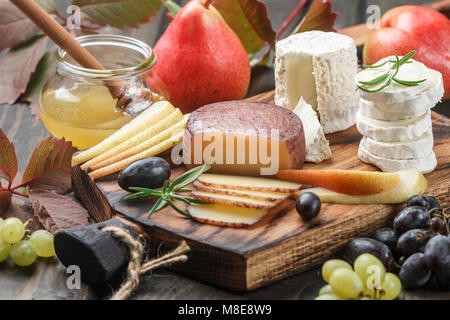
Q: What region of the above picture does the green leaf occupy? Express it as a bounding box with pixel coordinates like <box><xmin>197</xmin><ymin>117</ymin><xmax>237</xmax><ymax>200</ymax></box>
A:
<box><xmin>358</xmin><ymin>72</ymin><xmax>390</xmax><ymax>86</ymax></box>
<box><xmin>167</xmin><ymin>198</ymin><xmax>191</xmax><ymax>218</ymax></box>
<box><xmin>168</xmin><ymin>164</ymin><xmax>211</xmax><ymax>192</ymax></box>
<box><xmin>214</xmin><ymin>0</ymin><xmax>276</xmax><ymax>54</ymax></box>
<box><xmin>73</xmin><ymin>0</ymin><xmax>162</xmax><ymax>29</ymax></box>
<box><xmin>147</xmin><ymin>196</ymin><xmax>167</xmax><ymax>218</ymax></box>
<box><xmin>161</xmin><ymin>0</ymin><xmax>181</xmax><ymax>19</ymax></box>
<box><xmin>393</xmin><ymin>78</ymin><xmax>426</xmax><ymax>86</ymax></box>
<box><xmin>293</xmin><ymin>0</ymin><xmax>338</xmax><ymax>34</ymax></box>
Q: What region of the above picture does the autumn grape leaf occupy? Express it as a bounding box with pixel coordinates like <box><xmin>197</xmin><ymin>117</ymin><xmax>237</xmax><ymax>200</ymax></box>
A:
<box><xmin>73</xmin><ymin>0</ymin><xmax>162</xmax><ymax>29</ymax></box>
<box><xmin>29</xmin><ymin>189</ymin><xmax>89</xmax><ymax>234</ymax></box>
<box><xmin>0</xmin><ymin>182</ymin><xmax>12</xmax><ymax>215</ymax></box>
<box><xmin>0</xmin><ymin>35</ymin><xmax>48</xmax><ymax>105</ymax></box>
<box><xmin>20</xmin><ymin>137</ymin><xmax>77</xmax><ymax>192</ymax></box>
<box><xmin>292</xmin><ymin>0</ymin><xmax>338</xmax><ymax>34</ymax></box>
<box><xmin>0</xmin><ymin>129</ymin><xmax>18</xmax><ymax>184</ymax></box>
<box><xmin>214</xmin><ymin>0</ymin><xmax>276</xmax><ymax>54</ymax></box>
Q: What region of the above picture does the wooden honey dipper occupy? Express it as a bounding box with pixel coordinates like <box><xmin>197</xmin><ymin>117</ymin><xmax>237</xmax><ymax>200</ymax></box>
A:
<box><xmin>10</xmin><ymin>0</ymin><xmax>152</xmax><ymax>114</ymax></box>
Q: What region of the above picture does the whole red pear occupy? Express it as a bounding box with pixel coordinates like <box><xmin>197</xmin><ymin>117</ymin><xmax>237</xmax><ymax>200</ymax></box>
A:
<box><xmin>363</xmin><ymin>6</ymin><xmax>450</xmax><ymax>99</ymax></box>
<box><xmin>147</xmin><ymin>0</ymin><xmax>251</xmax><ymax>113</ymax></box>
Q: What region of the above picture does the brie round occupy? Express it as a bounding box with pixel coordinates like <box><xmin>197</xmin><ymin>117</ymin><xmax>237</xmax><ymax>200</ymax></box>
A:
<box><xmin>360</xmin><ymin>130</ymin><xmax>434</xmax><ymax>160</ymax></box>
<box><xmin>356</xmin><ymin>109</ymin><xmax>431</xmax><ymax>142</ymax></box>
<box><xmin>358</xmin><ymin>144</ymin><xmax>437</xmax><ymax>174</ymax></box>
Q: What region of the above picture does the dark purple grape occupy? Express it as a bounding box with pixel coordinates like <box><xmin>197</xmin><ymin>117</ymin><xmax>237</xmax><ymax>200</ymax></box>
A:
<box><xmin>344</xmin><ymin>238</ymin><xmax>393</xmax><ymax>269</ymax></box>
<box><xmin>296</xmin><ymin>192</ymin><xmax>321</xmax><ymax>222</ymax></box>
<box><xmin>397</xmin><ymin>229</ymin><xmax>430</xmax><ymax>257</ymax></box>
<box><xmin>118</xmin><ymin>157</ymin><xmax>171</xmax><ymax>192</ymax></box>
<box><xmin>393</xmin><ymin>206</ymin><xmax>431</xmax><ymax>235</ymax></box>
<box><xmin>372</xmin><ymin>228</ymin><xmax>398</xmax><ymax>253</ymax></box>
<box><xmin>399</xmin><ymin>253</ymin><xmax>432</xmax><ymax>289</ymax></box>
<box><xmin>434</xmin><ymin>258</ymin><xmax>450</xmax><ymax>290</ymax></box>
<box><xmin>425</xmin><ymin>196</ymin><xmax>439</xmax><ymax>211</ymax></box>
<box><xmin>424</xmin><ymin>235</ymin><xmax>450</xmax><ymax>271</ymax></box>
<box><xmin>407</xmin><ymin>195</ymin><xmax>429</xmax><ymax>209</ymax></box>
<box><xmin>397</xmin><ymin>256</ymin><xmax>406</xmax><ymax>265</ymax></box>
<box><xmin>430</xmin><ymin>217</ymin><xmax>446</xmax><ymax>234</ymax></box>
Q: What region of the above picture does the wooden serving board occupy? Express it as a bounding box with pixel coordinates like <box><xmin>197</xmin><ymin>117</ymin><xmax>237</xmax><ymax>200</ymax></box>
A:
<box><xmin>72</xmin><ymin>91</ymin><xmax>450</xmax><ymax>292</ymax></box>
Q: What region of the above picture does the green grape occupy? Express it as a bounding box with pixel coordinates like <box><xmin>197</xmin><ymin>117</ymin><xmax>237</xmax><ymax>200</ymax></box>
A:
<box><xmin>29</xmin><ymin>230</ymin><xmax>55</xmax><ymax>257</ymax></box>
<box><xmin>329</xmin><ymin>269</ymin><xmax>364</xmax><ymax>299</ymax></box>
<box><xmin>321</xmin><ymin>259</ymin><xmax>352</xmax><ymax>283</ymax></box>
<box><xmin>380</xmin><ymin>273</ymin><xmax>402</xmax><ymax>300</ymax></box>
<box><xmin>10</xmin><ymin>240</ymin><xmax>37</xmax><ymax>267</ymax></box>
<box><xmin>318</xmin><ymin>284</ymin><xmax>334</xmax><ymax>296</ymax></box>
<box><xmin>0</xmin><ymin>217</ymin><xmax>4</xmax><ymax>231</ymax></box>
<box><xmin>0</xmin><ymin>217</ymin><xmax>25</xmax><ymax>244</ymax></box>
<box><xmin>0</xmin><ymin>239</ymin><xmax>10</xmax><ymax>262</ymax></box>
<box><xmin>314</xmin><ymin>293</ymin><xmax>342</xmax><ymax>300</ymax></box>
<box><xmin>354</xmin><ymin>253</ymin><xmax>386</xmax><ymax>290</ymax></box>
<box><xmin>359</xmin><ymin>297</ymin><xmax>372</xmax><ymax>300</ymax></box>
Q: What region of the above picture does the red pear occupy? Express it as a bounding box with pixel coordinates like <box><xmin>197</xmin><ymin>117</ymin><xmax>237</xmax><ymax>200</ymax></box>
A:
<box><xmin>147</xmin><ymin>0</ymin><xmax>251</xmax><ymax>114</ymax></box>
<box><xmin>363</xmin><ymin>6</ymin><xmax>450</xmax><ymax>99</ymax></box>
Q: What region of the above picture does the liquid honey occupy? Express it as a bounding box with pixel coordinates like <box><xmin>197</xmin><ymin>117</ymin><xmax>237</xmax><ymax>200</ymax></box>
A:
<box><xmin>40</xmin><ymin>85</ymin><xmax>134</xmax><ymax>150</ymax></box>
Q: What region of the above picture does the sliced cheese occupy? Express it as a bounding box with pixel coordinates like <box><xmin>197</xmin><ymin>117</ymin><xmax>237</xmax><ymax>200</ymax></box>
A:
<box><xmin>187</xmin><ymin>204</ymin><xmax>270</xmax><ymax>227</ymax></box>
<box><xmin>356</xmin><ymin>109</ymin><xmax>431</xmax><ymax>142</ymax></box>
<box><xmin>361</xmin><ymin>130</ymin><xmax>434</xmax><ymax>160</ymax></box>
<box><xmin>196</xmin><ymin>173</ymin><xmax>301</xmax><ymax>193</ymax></box>
<box><xmin>275</xmin><ymin>31</ymin><xmax>359</xmax><ymax>134</ymax></box>
<box><xmin>192</xmin><ymin>190</ymin><xmax>283</xmax><ymax>209</ymax></box>
<box><xmin>183</xmin><ymin>101</ymin><xmax>306</xmax><ymax>176</ymax></box>
<box><xmin>193</xmin><ymin>181</ymin><xmax>288</xmax><ymax>202</ymax></box>
<box><xmin>358</xmin><ymin>143</ymin><xmax>437</xmax><ymax>174</ymax></box>
<box><xmin>359</xmin><ymin>69</ymin><xmax>444</xmax><ymax>116</ymax></box>
<box><xmin>358</xmin><ymin>57</ymin><xmax>430</xmax><ymax>104</ymax></box>
<box><xmin>297</xmin><ymin>168</ymin><xmax>427</xmax><ymax>204</ymax></box>
<box><xmin>292</xmin><ymin>97</ymin><xmax>332</xmax><ymax>163</ymax></box>
<box><xmin>360</xmin><ymin>99</ymin><xmax>428</xmax><ymax>121</ymax></box>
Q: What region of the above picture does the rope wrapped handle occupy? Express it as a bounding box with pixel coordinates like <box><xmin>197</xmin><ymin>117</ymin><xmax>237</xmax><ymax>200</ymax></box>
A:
<box><xmin>101</xmin><ymin>226</ymin><xmax>190</xmax><ymax>300</ymax></box>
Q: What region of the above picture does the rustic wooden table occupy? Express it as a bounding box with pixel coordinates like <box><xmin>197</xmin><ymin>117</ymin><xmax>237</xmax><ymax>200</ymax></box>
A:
<box><xmin>0</xmin><ymin>0</ymin><xmax>449</xmax><ymax>300</ymax></box>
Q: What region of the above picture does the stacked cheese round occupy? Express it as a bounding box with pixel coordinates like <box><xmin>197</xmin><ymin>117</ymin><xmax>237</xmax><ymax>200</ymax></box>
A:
<box><xmin>356</xmin><ymin>57</ymin><xmax>444</xmax><ymax>174</ymax></box>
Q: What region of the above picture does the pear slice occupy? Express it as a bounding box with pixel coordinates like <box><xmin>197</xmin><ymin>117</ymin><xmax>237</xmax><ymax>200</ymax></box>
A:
<box><xmin>276</xmin><ymin>169</ymin><xmax>400</xmax><ymax>195</ymax></box>
<box><xmin>192</xmin><ymin>190</ymin><xmax>285</xmax><ymax>209</ymax></box>
<box><xmin>193</xmin><ymin>181</ymin><xmax>289</xmax><ymax>202</ymax></box>
<box><xmin>187</xmin><ymin>200</ymin><xmax>292</xmax><ymax>228</ymax></box>
<box><xmin>196</xmin><ymin>174</ymin><xmax>301</xmax><ymax>193</ymax></box>
<box><xmin>295</xmin><ymin>168</ymin><xmax>427</xmax><ymax>204</ymax></box>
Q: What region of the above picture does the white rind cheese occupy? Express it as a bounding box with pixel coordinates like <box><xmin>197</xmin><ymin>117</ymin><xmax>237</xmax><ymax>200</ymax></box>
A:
<box><xmin>359</xmin><ymin>70</ymin><xmax>444</xmax><ymax>119</ymax></box>
<box><xmin>358</xmin><ymin>143</ymin><xmax>437</xmax><ymax>174</ymax></box>
<box><xmin>358</xmin><ymin>57</ymin><xmax>430</xmax><ymax>104</ymax></box>
<box><xmin>275</xmin><ymin>31</ymin><xmax>359</xmax><ymax>134</ymax></box>
<box><xmin>359</xmin><ymin>99</ymin><xmax>428</xmax><ymax>121</ymax></box>
<box><xmin>356</xmin><ymin>109</ymin><xmax>431</xmax><ymax>142</ymax></box>
<box><xmin>292</xmin><ymin>97</ymin><xmax>332</xmax><ymax>163</ymax></box>
<box><xmin>360</xmin><ymin>130</ymin><xmax>434</xmax><ymax>160</ymax></box>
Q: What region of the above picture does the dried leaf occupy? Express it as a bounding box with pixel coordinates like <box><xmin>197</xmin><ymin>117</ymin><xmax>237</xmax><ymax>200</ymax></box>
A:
<box><xmin>0</xmin><ymin>129</ymin><xmax>18</xmax><ymax>183</ymax></box>
<box><xmin>0</xmin><ymin>182</ymin><xmax>12</xmax><ymax>215</ymax></box>
<box><xmin>214</xmin><ymin>0</ymin><xmax>276</xmax><ymax>54</ymax></box>
<box><xmin>293</xmin><ymin>0</ymin><xmax>338</xmax><ymax>34</ymax></box>
<box><xmin>23</xmin><ymin>49</ymin><xmax>56</xmax><ymax>104</ymax></box>
<box><xmin>29</xmin><ymin>189</ymin><xmax>89</xmax><ymax>234</ymax></box>
<box><xmin>73</xmin><ymin>0</ymin><xmax>162</xmax><ymax>29</ymax></box>
<box><xmin>0</xmin><ymin>0</ymin><xmax>56</xmax><ymax>51</ymax></box>
<box><xmin>21</xmin><ymin>137</ymin><xmax>77</xmax><ymax>192</ymax></box>
<box><xmin>0</xmin><ymin>35</ymin><xmax>48</xmax><ymax>105</ymax></box>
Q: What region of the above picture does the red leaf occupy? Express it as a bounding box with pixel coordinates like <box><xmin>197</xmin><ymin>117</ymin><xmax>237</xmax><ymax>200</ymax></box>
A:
<box><xmin>0</xmin><ymin>35</ymin><xmax>48</xmax><ymax>105</ymax></box>
<box><xmin>0</xmin><ymin>182</ymin><xmax>12</xmax><ymax>215</ymax></box>
<box><xmin>0</xmin><ymin>129</ymin><xmax>18</xmax><ymax>184</ymax></box>
<box><xmin>0</xmin><ymin>0</ymin><xmax>39</xmax><ymax>52</ymax></box>
<box><xmin>214</xmin><ymin>0</ymin><xmax>276</xmax><ymax>54</ymax></box>
<box><xmin>20</xmin><ymin>137</ymin><xmax>77</xmax><ymax>192</ymax></box>
<box><xmin>293</xmin><ymin>0</ymin><xmax>338</xmax><ymax>34</ymax></box>
<box><xmin>29</xmin><ymin>189</ymin><xmax>89</xmax><ymax>234</ymax></box>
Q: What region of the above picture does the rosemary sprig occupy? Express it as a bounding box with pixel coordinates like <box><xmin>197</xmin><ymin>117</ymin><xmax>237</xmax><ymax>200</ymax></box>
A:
<box><xmin>123</xmin><ymin>163</ymin><xmax>211</xmax><ymax>218</ymax></box>
<box><xmin>358</xmin><ymin>51</ymin><xmax>426</xmax><ymax>93</ymax></box>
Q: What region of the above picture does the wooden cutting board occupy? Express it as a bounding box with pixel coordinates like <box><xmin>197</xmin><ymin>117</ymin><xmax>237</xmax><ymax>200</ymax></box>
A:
<box><xmin>71</xmin><ymin>91</ymin><xmax>450</xmax><ymax>292</ymax></box>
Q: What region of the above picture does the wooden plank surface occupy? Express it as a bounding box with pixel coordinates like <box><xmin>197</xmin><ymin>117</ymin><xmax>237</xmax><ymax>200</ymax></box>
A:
<box><xmin>72</xmin><ymin>91</ymin><xmax>450</xmax><ymax>292</ymax></box>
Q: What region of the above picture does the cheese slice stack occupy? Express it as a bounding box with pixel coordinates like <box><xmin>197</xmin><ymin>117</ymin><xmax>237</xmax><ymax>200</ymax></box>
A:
<box><xmin>275</xmin><ymin>31</ymin><xmax>360</xmax><ymax>135</ymax></box>
<box><xmin>356</xmin><ymin>57</ymin><xmax>444</xmax><ymax>174</ymax></box>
